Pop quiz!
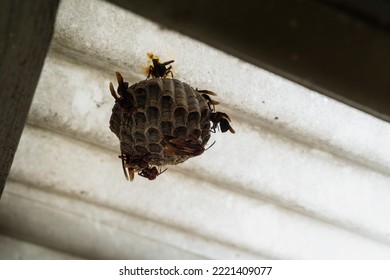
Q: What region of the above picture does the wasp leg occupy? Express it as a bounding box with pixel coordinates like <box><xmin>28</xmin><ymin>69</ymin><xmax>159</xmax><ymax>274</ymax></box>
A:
<box><xmin>210</xmin><ymin>124</ymin><xmax>217</xmax><ymax>133</ymax></box>
<box><xmin>164</xmin><ymin>66</ymin><xmax>174</xmax><ymax>78</ymax></box>
<box><xmin>147</xmin><ymin>66</ymin><xmax>154</xmax><ymax>79</ymax></box>
<box><xmin>159</xmin><ymin>167</ymin><xmax>168</xmax><ymax>175</ymax></box>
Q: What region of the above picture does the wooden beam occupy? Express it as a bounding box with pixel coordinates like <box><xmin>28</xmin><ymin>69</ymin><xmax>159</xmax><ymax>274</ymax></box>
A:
<box><xmin>0</xmin><ymin>0</ymin><xmax>59</xmax><ymax>198</ymax></box>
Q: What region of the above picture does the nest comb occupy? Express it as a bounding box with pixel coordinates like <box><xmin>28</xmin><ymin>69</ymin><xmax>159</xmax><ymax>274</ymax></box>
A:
<box><xmin>109</xmin><ymin>54</ymin><xmax>234</xmax><ymax>181</ymax></box>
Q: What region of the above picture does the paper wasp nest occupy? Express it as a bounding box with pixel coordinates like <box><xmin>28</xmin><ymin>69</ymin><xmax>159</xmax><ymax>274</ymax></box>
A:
<box><xmin>109</xmin><ymin>54</ymin><xmax>234</xmax><ymax>181</ymax></box>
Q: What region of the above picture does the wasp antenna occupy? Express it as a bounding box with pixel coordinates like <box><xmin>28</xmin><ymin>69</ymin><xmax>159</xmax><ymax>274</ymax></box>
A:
<box><xmin>197</xmin><ymin>88</ymin><xmax>217</xmax><ymax>96</ymax></box>
<box><xmin>166</xmin><ymin>70</ymin><xmax>174</xmax><ymax>78</ymax></box>
<box><xmin>229</xmin><ymin>126</ymin><xmax>236</xmax><ymax>134</ymax></box>
<box><xmin>115</xmin><ymin>72</ymin><xmax>124</xmax><ymax>85</ymax></box>
<box><xmin>109</xmin><ymin>82</ymin><xmax>121</xmax><ymax>100</ymax></box>
<box><xmin>205</xmin><ymin>140</ymin><xmax>216</xmax><ymax>151</ymax></box>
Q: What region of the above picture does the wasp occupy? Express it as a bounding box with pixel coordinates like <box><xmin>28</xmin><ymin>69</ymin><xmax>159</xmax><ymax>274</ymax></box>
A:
<box><xmin>210</xmin><ymin>112</ymin><xmax>235</xmax><ymax>134</ymax></box>
<box><xmin>119</xmin><ymin>152</ymin><xmax>154</xmax><ymax>181</ymax></box>
<box><xmin>164</xmin><ymin>136</ymin><xmax>206</xmax><ymax>157</ymax></box>
<box><xmin>196</xmin><ymin>88</ymin><xmax>234</xmax><ymax>134</ymax></box>
<box><xmin>109</xmin><ymin>53</ymin><xmax>235</xmax><ymax>183</ymax></box>
<box><xmin>138</xmin><ymin>166</ymin><xmax>167</xmax><ymax>180</ymax></box>
<box><xmin>146</xmin><ymin>53</ymin><xmax>174</xmax><ymax>79</ymax></box>
<box><xmin>109</xmin><ymin>72</ymin><xmax>140</xmax><ymax>113</ymax></box>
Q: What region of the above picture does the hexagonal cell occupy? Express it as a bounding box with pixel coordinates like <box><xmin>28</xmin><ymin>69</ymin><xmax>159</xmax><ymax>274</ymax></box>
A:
<box><xmin>187</xmin><ymin>95</ymin><xmax>200</xmax><ymax>113</ymax></box>
<box><xmin>120</xmin><ymin>128</ymin><xmax>135</xmax><ymax>146</ymax></box>
<box><xmin>120</xmin><ymin>141</ymin><xmax>134</xmax><ymax>156</ymax></box>
<box><xmin>135</xmin><ymin>112</ymin><xmax>147</xmax><ymax>131</ymax></box>
<box><xmin>187</xmin><ymin>111</ymin><xmax>200</xmax><ymax>128</ymax></box>
<box><xmin>122</xmin><ymin>113</ymin><xmax>134</xmax><ymax>129</ymax></box>
<box><xmin>174</xmin><ymin>107</ymin><xmax>188</xmax><ymax>127</ymax></box>
<box><xmin>146</xmin><ymin>82</ymin><xmax>162</xmax><ymax>100</ymax></box>
<box><xmin>150</xmin><ymin>152</ymin><xmax>162</xmax><ymax>163</ymax></box>
<box><xmin>109</xmin><ymin>103</ymin><xmax>123</xmax><ymax>136</ymax></box>
<box><xmin>161</xmin><ymin>95</ymin><xmax>173</xmax><ymax>120</ymax></box>
<box><xmin>148</xmin><ymin>143</ymin><xmax>163</xmax><ymax>154</ymax></box>
<box><xmin>146</xmin><ymin>127</ymin><xmax>161</xmax><ymax>143</ymax></box>
<box><xmin>173</xmin><ymin>126</ymin><xmax>189</xmax><ymax>138</ymax></box>
<box><xmin>134</xmin><ymin>87</ymin><xmax>146</xmax><ymax>107</ymax></box>
<box><xmin>134</xmin><ymin>145</ymin><xmax>148</xmax><ymax>155</ymax></box>
<box><xmin>134</xmin><ymin>131</ymin><xmax>146</xmax><ymax>145</ymax></box>
<box><xmin>173</xmin><ymin>82</ymin><xmax>188</xmax><ymax>109</ymax></box>
<box><xmin>190</xmin><ymin>128</ymin><xmax>202</xmax><ymax>139</ymax></box>
<box><xmin>146</xmin><ymin>106</ymin><xmax>160</xmax><ymax>126</ymax></box>
<box><xmin>201</xmin><ymin>108</ymin><xmax>210</xmax><ymax>122</ymax></box>
<box><xmin>160</xmin><ymin>121</ymin><xmax>173</xmax><ymax>136</ymax></box>
<box><xmin>201</xmin><ymin>134</ymin><xmax>211</xmax><ymax>146</ymax></box>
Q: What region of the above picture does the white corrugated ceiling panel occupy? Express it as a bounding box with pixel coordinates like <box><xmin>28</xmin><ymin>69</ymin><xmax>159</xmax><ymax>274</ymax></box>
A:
<box><xmin>1</xmin><ymin>0</ymin><xmax>390</xmax><ymax>259</ymax></box>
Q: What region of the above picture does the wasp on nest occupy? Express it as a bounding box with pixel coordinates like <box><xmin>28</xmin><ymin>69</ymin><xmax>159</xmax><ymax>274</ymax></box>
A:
<box><xmin>109</xmin><ymin>53</ymin><xmax>235</xmax><ymax>181</ymax></box>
